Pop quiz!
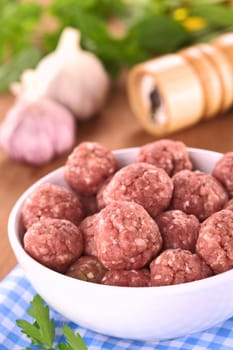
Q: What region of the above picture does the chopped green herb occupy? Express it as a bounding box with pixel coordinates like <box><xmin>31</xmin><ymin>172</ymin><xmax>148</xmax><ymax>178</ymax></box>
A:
<box><xmin>17</xmin><ymin>294</ymin><xmax>88</xmax><ymax>350</ymax></box>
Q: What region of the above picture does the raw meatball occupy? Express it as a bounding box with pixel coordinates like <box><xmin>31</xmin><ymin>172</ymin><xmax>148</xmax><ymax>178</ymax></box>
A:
<box><xmin>156</xmin><ymin>210</ymin><xmax>200</xmax><ymax>252</ymax></box>
<box><xmin>22</xmin><ymin>183</ymin><xmax>84</xmax><ymax>229</ymax></box>
<box><xmin>98</xmin><ymin>162</ymin><xmax>173</xmax><ymax>217</ymax></box>
<box><xmin>212</xmin><ymin>152</ymin><xmax>233</xmax><ymax>197</ymax></box>
<box><xmin>66</xmin><ymin>256</ymin><xmax>106</xmax><ymax>283</ymax></box>
<box><xmin>150</xmin><ymin>249</ymin><xmax>212</xmax><ymax>286</ymax></box>
<box><xmin>23</xmin><ymin>218</ymin><xmax>84</xmax><ymax>273</ymax></box>
<box><xmin>64</xmin><ymin>142</ymin><xmax>118</xmax><ymax>196</ymax></box>
<box><xmin>79</xmin><ymin>214</ymin><xmax>98</xmax><ymax>256</ymax></box>
<box><xmin>196</xmin><ymin>209</ymin><xmax>233</xmax><ymax>274</ymax></box>
<box><xmin>224</xmin><ymin>198</ymin><xmax>233</xmax><ymax>211</ymax></box>
<box><xmin>95</xmin><ymin>201</ymin><xmax>162</xmax><ymax>270</ymax></box>
<box><xmin>172</xmin><ymin>170</ymin><xmax>228</xmax><ymax>221</ymax></box>
<box><xmin>102</xmin><ymin>269</ymin><xmax>150</xmax><ymax>287</ymax></box>
<box><xmin>136</xmin><ymin>139</ymin><xmax>192</xmax><ymax>176</ymax></box>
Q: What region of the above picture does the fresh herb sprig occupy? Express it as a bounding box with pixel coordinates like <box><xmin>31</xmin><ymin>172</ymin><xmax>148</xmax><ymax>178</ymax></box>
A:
<box><xmin>16</xmin><ymin>294</ymin><xmax>88</xmax><ymax>350</ymax></box>
<box><xmin>1</xmin><ymin>0</ymin><xmax>233</xmax><ymax>92</ymax></box>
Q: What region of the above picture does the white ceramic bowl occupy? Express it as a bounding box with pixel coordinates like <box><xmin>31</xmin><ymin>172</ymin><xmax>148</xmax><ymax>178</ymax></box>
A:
<box><xmin>8</xmin><ymin>147</ymin><xmax>233</xmax><ymax>341</ymax></box>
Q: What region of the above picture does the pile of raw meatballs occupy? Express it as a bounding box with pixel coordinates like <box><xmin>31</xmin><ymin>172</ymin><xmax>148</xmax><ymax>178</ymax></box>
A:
<box><xmin>22</xmin><ymin>140</ymin><xmax>233</xmax><ymax>287</ymax></box>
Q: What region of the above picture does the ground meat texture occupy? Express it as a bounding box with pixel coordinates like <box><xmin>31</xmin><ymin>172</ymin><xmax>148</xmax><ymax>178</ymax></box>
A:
<box><xmin>136</xmin><ymin>139</ymin><xmax>193</xmax><ymax>176</ymax></box>
<box><xmin>98</xmin><ymin>163</ymin><xmax>173</xmax><ymax>218</ymax></box>
<box><xmin>212</xmin><ymin>152</ymin><xmax>233</xmax><ymax>197</ymax></box>
<box><xmin>156</xmin><ymin>210</ymin><xmax>200</xmax><ymax>252</ymax></box>
<box><xmin>102</xmin><ymin>269</ymin><xmax>150</xmax><ymax>287</ymax></box>
<box><xmin>196</xmin><ymin>209</ymin><xmax>233</xmax><ymax>274</ymax></box>
<box><xmin>172</xmin><ymin>170</ymin><xmax>228</xmax><ymax>221</ymax></box>
<box><xmin>95</xmin><ymin>201</ymin><xmax>162</xmax><ymax>270</ymax></box>
<box><xmin>66</xmin><ymin>256</ymin><xmax>106</xmax><ymax>283</ymax></box>
<box><xmin>64</xmin><ymin>142</ymin><xmax>118</xmax><ymax>196</ymax></box>
<box><xmin>23</xmin><ymin>218</ymin><xmax>84</xmax><ymax>273</ymax></box>
<box><xmin>22</xmin><ymin>183</ymin><xmax>84</xmax><ymax>229</ymax></box>
<box><xmin>150</xmin><ymin>249</ymin><xmax>212</xmax><ymax>286</ymax></box>
<box><xmin>79</xmin><ymin>214</ymin><xmax>98</xmax><ymax>256</ymax></box>
<box><xmin>224</xmin><ymin>198</ymin><xmax>233</xmax><ymax>211</ymax></box>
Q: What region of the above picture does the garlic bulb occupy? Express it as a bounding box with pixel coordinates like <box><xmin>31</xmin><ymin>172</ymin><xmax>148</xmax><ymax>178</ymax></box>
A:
<box><xmin>11</xmin><ymin>28</ymin><xmax>110</xmax><ymax>120</ymax></box>
<box><xmin>0</xmin><ymin>98</ymin><xmax>76</xmax><ymax>165</ymax></box>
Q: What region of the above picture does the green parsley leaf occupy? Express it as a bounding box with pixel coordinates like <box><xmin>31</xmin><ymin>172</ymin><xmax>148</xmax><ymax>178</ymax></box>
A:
<box><xmin>59</xmin><ymin>325</ymin><xmax>88</xmax><ymax>350</ymax></box>
<box><xmin>50</xmin><ymin>0</ymin><xmax>98</xmax><ymax>14</ymax></box>
<box><xmin>0</xmin><ymin>2</ymin><xmax>42</xmax><ymax>60</ymax></box>
<box><xmin>16</xmin><ymin>294</ymin><xmax>55</xmax><ymax>348</ymax></box>
<box><xmin>128</xmin><ymin>14</ymin><xmax>191</xmax><ymax>55</ymax></box>
<box><xmin>50</xmin><ymin>0</ymin><xmax>126</xmax><ymax>21</ymax></box>
<box><xmin>16</xmin><ymin>294</ymin><xmax>88</xmax><ymax>350</ymax></box>
<box><xmin>190</xmin><ymin>4</ymin><xmax>233</xmax><ymax>29</ymax></box>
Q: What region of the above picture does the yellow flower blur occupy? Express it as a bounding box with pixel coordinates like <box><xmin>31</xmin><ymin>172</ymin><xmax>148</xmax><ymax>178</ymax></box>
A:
<box><xmin>173</xmin><ymin>8</ymin><xmax>189</xmax><ymax>22</ymax></box>
<box><xmin>173</xmin><ymin>7</ymin><xmax>207</xmax><ymax>32</ymax></box>
<box><xmin>183</xmin><ymin>16</ymin><xmax>207</xmax><ymax>31</ymax></box>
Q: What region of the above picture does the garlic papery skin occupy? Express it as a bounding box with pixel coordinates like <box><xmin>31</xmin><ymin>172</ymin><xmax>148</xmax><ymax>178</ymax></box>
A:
<box><xmin>0</xmin><ymin>98</ymin><xmax>76</xmax><ymax>165</ymax></box>
<box><xmin>11</xmin><ymin>28</ymin><xmax>111</xmax><ymax>120</ymax></box>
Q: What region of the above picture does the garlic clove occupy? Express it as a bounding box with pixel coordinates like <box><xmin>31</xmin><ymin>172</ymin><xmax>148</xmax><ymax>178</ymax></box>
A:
<box><xmin>43</xmin><ymin>55</ymin><xmax>110</xmax><ymax>119</ymax></box>
<box><xmin>10</xmin><ymin>69</ymin><xmax>35</xmax><ymax>96</ymax></box>
<box><xmin>10</xmin><ymin>28</ymin><xmax>110</xmax><ymax>120</ymax></box>
<box><xmin>0</xmin><ymin>98</ymin><xmax>76</xmax><ymax>165</ymax></box>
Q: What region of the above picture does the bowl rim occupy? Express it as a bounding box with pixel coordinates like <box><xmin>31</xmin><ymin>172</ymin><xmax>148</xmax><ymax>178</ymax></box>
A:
<box><xmin>8</xmin><ymin>145</ymin><xmax>233</xmax><ymax>294</ymax></box>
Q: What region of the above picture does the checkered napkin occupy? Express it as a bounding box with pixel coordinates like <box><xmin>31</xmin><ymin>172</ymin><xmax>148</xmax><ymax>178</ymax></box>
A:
<box><xmin>1</xmin><ymin>267</ymin><xmax>233</xmax><ymax>350</ymax></box>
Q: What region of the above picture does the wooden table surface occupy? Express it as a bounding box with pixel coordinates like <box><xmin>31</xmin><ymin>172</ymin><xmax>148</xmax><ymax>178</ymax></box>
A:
<box><xmin>1</xmin><ymin>76</ymin><xmax>233</xmax><ymax>281</ymax></box>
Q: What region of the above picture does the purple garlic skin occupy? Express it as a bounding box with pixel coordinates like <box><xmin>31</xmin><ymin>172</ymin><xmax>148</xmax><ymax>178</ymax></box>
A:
<box><xmin>0</xmin><ymin>98</ymin><xmax>76</xmax><ymax>165</ymax></box>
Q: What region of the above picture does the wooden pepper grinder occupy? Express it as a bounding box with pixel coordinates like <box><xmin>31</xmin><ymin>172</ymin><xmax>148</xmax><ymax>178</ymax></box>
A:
<box><xmin>127</xmin><ymin>32</ymin><xmax>233</xmax><ymax>136</ymax></box>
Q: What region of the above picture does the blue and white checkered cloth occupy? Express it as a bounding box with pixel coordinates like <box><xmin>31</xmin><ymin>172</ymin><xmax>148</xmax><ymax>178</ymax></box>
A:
<box><xmin>1</xmin><ymin>266</ymin><xmax>233</xmax><ymax>350</ymax></box>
